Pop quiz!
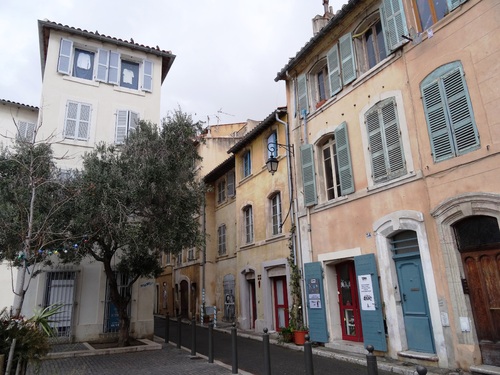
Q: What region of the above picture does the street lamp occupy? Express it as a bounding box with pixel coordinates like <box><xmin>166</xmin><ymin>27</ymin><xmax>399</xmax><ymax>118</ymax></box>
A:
<box><xmin>266</xmin><ymin>142</ymin><xmax>294</xmax><ymax>175</ymax></box>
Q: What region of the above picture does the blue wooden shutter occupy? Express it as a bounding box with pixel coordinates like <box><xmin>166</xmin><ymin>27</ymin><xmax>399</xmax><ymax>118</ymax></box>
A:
<box><xmin>142</xmin><ymin>60</ymin><xmax>153</xmax><ymax>92</ymax></box>
<box><xmin>339</xmin><ymin>33</ymin><xmax>356</xmax><ymax>85</ymax></box>
<box><xmin>304</xmin><ymin>262</ymin><xmax>329</xmax><ymax>343</ymax></box>
<box><xmin>327</xmin><ymin>44</ymin><xmax>342</xmax><ymax>96</ymax></box>
<box><xmin>300</xmin><ymin>144</ymin><xmax>317</xmax><ymax>207</ymax></box>
<box><xmin>108</xmin><ymin>51</ymin><xmax>120</xmax><ymax>85</ymax></box>
<box><xmin>380</xmin><ymin>0</ymin><xmax>408</xmax><ymax>52</ymax></box>
<box><xmin>297</xmin><ymin>74</ymin><xmax>308</xmax><ymax>117</ymax></box>
<box><xmin>96</xmin><ymin>49</ymin><xmax>109</xmax><ymax>82</ymax></box>
<box><xmin>354</xmin><ymin>253</ymin><xmax>387</xmax><ymax>352</ymax></box>
<box><xmin>335</xmin><ymin>122</ymin><xmax>354</xmax><ymax>195</ymax></box>
<box><xmin>58</xmin><ymin>38</ymin><xmax>73</xmax><ymax>75</ymax></box>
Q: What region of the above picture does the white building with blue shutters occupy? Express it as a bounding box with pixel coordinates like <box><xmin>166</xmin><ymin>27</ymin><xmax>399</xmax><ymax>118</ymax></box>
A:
<box><xmin>276</xmin><ymin>0</ymin><xmax>500</xmax><ymax>373</ymax></box>
<box><xmin>0</xmin><ymin>20</ymin><xmax>175</xmax><ymax>343</ymax></box>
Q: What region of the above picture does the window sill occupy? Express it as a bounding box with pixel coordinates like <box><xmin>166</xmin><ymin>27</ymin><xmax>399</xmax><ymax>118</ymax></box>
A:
<box><xmin>113</xmin><ymin>86</ymin><xmax>146</xmax><ymax>97</ymax></box>
<box><xmin>239</xmin><ymin>242</ymin><xmax>255</xmax><ymax>251</ymax></box>
<box><xmin>366</xmin><ymin>170</ymin><xmax>420</xmax><ymax>193</ymax></box>
<box><xmin>62</xmin><ymin>75</ymin><xmax>99</xmax><ymax>87</ymax></box>
<box><xmin>265</xmin><ymin>234</ymin><xmax>286</xmax><ymax>244</ymax></box>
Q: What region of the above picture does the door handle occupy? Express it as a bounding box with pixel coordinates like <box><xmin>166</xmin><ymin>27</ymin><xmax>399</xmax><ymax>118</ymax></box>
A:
<box><xmin>403</xmin><ymin>293</ymin><xmax>407</xmax><ymax>302</ymax></box>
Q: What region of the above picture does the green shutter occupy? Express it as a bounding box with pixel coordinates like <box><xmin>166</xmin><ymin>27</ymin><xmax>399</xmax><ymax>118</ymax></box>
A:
<box><xmin>297</xmin><ymin>74</ymin><xmax>308</xmax><ymax>117</ymax></box>
<box><xmin>300</xmin><ymin>144</ymin><xmax>317</xmax><ymax>207</ymax></box>
<box><xmin>58</xmin><ymin>38</ymin><xmax>73</xmax><ymax>75</ymax></box>
<box><xmin>380</xmin><ymin>0</ymin><xmax>408</xmax><ymax>52</ymax></box>
<box><xmin>304</xmin><ymin>262</ymin><xmax>329</xmax><ymax>343</ymax></box>
<box><xmin>339</xmin><ymin>33</ymin><xmax>356</xmax><ymax>85</ymax></box>
<box><xmin>327</xmin><ymin>44</ymin><xmax>342</xmax><ymax>96</ymax></box>
<box><xmin>381</xmin><ymin>100</ymin><xmax>405</xmax><ymax>177</ymax></box>
<box><xmin>447</xmin><ymin>0</ymin><xmax>466</xmax><ymax>12</ymax></box>
<box><xmin>335</xmin><ymin>122</ymin><xmax>354</xmax><ymax>195</ymax></box>
<box><xmin>366</xmin><ymin>108</ymin><xmax>387</xmax><ymax>181</ymax></box>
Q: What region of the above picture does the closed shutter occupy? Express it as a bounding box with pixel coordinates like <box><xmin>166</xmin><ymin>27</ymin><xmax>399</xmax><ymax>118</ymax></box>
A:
<box><xmin>335</xmin><ymin>122</ymin><xmax>354</xmax><ymax>195</ymax></box>
<box><xmin>381</xmin><ymin>100</ymin><xmax>405</xmax><ymax>177</ymax></box>
<box><xmin>115</xmin><ymin>110</ymin><xmax>128</xmax><ymax>144</ymax></box>
<box><xmin>366</xmin><ymin>107</ymin><xmax>387</xmax><ymax>181</ymax></box>
<box><xmin>18</xmin><ymin>121</ymin><xmax>27</xmax><ymax>139</ymax></box>
<box><xmin>64</xmin><ymin>102</ymin><xmax>79</xmax><ymax>138</ymax></box>
<box><xmin>58</xmin><ymin>39</ymin><xmax>73</xmax><ymax>75</ymax></box>
<box><xmin>77</xmin><ymin>104</ymin><xmax>91</xmax><ymax>140</ymax></box>
<box><xmin>108</xmin><ymin>51</ymin><xmax>120</xmax><ymax>85</ymax></box>
<box><xmin>327</xmin><ymin>44</ymin><xmax>342</xmax><ymax>96</ymax></box>
<box><xmin>96</xmin><ymin>49</ymin><xmax>109</xmax><ymax>82</ymax></box>
<box><xmin>354</xmin><ymin>253</ymin><xmax>387</xmax><ymax>352</ymax></box>
<box><xmin>300</xmin><ymin>144</ymin><xmax>317</xmax><ymax>207</ymax></box>
<box><xmin>142</xmin><ymin>60</ymin><xmax>153</xmax><ymax>92</ymax></box>
<box><xmin>304</xmin><ymin>262</ymin><xmax>329</xmax><ymax>343</ymax></box>
<box><xmin>297</xmin><ymin>74</ymin><xmax>308</xmax><ymax>117</ymax></box>
<box><xmin>339</xmin><ymin>33</ymin><xmax>356</xmax><ymax>85</ymax></box>
<box><xmin>380</xmin><ymin>0</ymin><xmax>408</xmax><ymax>52</ymax></box>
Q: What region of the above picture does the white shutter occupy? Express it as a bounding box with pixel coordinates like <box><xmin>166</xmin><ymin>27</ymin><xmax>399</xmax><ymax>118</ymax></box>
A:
<box><xmin>142</xmin><ymin>60</ymin><xmax>153</xmax><ymax>92</ymax></box>
<box><xmin>64</xmin><ymin>102</ymin><xmax>78</xmax><ymax>138</ymax></box>
<box><xmin>58</xmin><ymin>39</ymin><xmax>73</xmax><ymax>75</ymax></box>
<box><xmin>77</xmin><ymin>104</ymin><xmax>91</xmax><ymax>140</ymax></box>
<box><xmin>115</xmin><ymin>110</ymin><xmax>128</xmax><ymax>144</ymax></box>
<box><xmin>108</xmin><ymin>51</ymin><xmax>120</xmax><ymax>85</ymax></box>
<box><xmin>96</xmin><ymin>49</ymin><xmax>109</xmax><ymax>82</ymax></box>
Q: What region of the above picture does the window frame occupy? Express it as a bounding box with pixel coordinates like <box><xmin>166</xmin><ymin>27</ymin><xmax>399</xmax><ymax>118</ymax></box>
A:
<box><xmin>243</xmin><ymin>151</ymin><xmax>252</xmax><ymax>178</ymax></box>
<box><xmin>353</xmin><ymin>13</ymin><xmax>388</xmax><ymax>74</ymax></box>
<box><xmin>270</xmin><ymin>193</ymin><xmax>283</xmax><ymax>236</ymax></box>
<box><xmin>17</xmin><ymin>121</ymin><xmax>36</xmax><ymax>142</ymax></box>
<box><xmin>64</xmin><ymin>101</ymin><xmax>91</xmax><ymax>141</ymax></box>
<box><xmin>412</xmin><ymin>0</ymin><xmax>450</xmax><ymax>32</ymax></box>
<box><xmin>115</xmin><ymin>110</ymin><xmax>139</xmax><ymax>144</ymax></box>
<box><xmin>217</xmin><ymin>178</ymin><xmax>226</xmax><ymax>204</ymax></box>
<box><xmin>243</xmin><ymin>205</ymin><xmax>254</xmax><ymax>244</ymax></box>
<box><xmin>218</xmin><ymin>224</ymin><xmax>227</xmax><ymax>255</ymax></box>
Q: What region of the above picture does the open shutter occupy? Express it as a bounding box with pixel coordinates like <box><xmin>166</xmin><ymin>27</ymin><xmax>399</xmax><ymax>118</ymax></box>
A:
<box><xmin>96</xmin><ymin>49</ymin><xmax>109</xmax><ymax>82</ymax></box>
<box><xmin>77</xmin><ymin>104</ymin><xmax>91</xmax><ymax>140</ymax></box>
<box><xmin>447</xmin><ymin>0</ymin><xmax>466</xmax><ymax>12</ymax></box>
<box><xmin>115</xmin><ymin>110</ymin><xmax>128</xmax><ymax>144</ymax></box>
<box><xmin>354</xmin><ymin>253</ymin><xmax>387</xmax><ymax>352</ymax></box>
<box><xmin>381</xmin><ymin>100</ymin><xmax>405</xmax><ymax>177</ymax></box>
<box><xmin>366</xmin><ymin>108</ymin><xmax>387</xmax><ymax>181</ymax></box>
<box><xmin>58</xmin><ymin>38</ymin><xmax>73</xmax><ymax>75</ymax></box>
<box><xmin>339</xmin><ymin>33</ymin><xmax>356</xmax><ymax>85</ymax></box>
<box><xmin>442</xmin><ymin>67</ymin><xmax>479</xmax><ymax>156</ymax></box>
<box><xmin>335</xmin><ymin>122</ymin><xmax>354</xmax><ymax>195</ymax></box>
<box><xmin>64</xmin><ymin>102</ymin><xmax>78</xmax><ymax>138</ymax></box>
<box><xmin>300</xmin><ymin>144</ymin><xmax>317</xmax><ymax>207</ymax></box>
<box><xmin>227</xmin><ymin>170</ymin><xmax>235</xmax><ymax>197</ymax></box>
<box><xmin>108</xmin><ymin>51</ymin><xmax>120</xmax><ymax>85</ymax></box>
<box><xmin>380</xmin><ymin>0</ymin><xmax>408</xmax><ymax>52</ymax></box>
<box><xmin>129</xmin><ymin>112</ymin><xmax>139</xmax><ymax>135</ymax></box>
<box><xmin>142</xmin><ymin>60</ymin><xmax>153</xmax><ymax>92</ymax></box>
<box><xmin>297</xmin><ymin>74</ymin><xmax>308</xmax><ymax>117</ymax></box>
<box><xmin>327</xmin><ymin>44</ymin><xmax>342</xmax><ymax>96</ymax></box>
<box><xmin>304</xmin><ymin>262</ymin><xmax>329</xmax><ymax>343</ymax></box>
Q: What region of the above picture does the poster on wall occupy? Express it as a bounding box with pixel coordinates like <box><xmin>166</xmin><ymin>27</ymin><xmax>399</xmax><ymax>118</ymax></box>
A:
<box><xmin>358</xmin><ymin>274</ymin><xmax>376</xmax><ymax>311</ymax></box>
<box><xmin>307</xmin><ymin>277</ymin><xmax>321</xmax><ymax>309</ymax></box>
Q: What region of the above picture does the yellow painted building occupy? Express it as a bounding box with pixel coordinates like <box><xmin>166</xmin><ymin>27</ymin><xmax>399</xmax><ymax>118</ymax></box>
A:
<box><xmin>276</xmin><ymin>0</ymin><xmax>499</xmax><ymax>372</ymax></box>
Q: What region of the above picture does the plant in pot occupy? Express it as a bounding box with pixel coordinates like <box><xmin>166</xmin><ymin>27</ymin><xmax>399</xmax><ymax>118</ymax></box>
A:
<box><xmin>278</xmin><ymin>326</ymin><xmax>293</xmax><ymax>343</ymax></box>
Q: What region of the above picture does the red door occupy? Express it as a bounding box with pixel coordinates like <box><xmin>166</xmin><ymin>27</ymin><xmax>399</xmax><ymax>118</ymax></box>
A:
<box><xmin>336</xmin><ymin>261</ymin><xmax>363</xmax><ymax>341</ymax></box>
<box><xmin>273</xmin><ymin>276</ymin><xmax>289</xmax><ymax>329</ymax></box>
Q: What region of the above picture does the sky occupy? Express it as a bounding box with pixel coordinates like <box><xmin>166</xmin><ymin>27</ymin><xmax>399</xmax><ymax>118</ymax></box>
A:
<box><xmin>0</xmin><ymin>0</ymin><xmax>346</xmax><ymax>126</ymax></box>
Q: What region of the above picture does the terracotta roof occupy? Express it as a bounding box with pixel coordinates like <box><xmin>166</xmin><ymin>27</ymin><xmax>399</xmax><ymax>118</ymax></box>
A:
<box><xmin>275</xmin><ymin>0</ymin><xmax>361</xmax><ymax>81</ymax></box>
<box><xmin>0</xmin><ymin>99</ymin><xmax>39</xmax><ymax>111</ymax></box>
<box><xmin>227</xmin><ymin>107</ymin><xmax>287</xmax><ymax>154</ymax></box>
<box><xmin>38</xmin><ymin>19</ymin><xmax>176</xmax><ymax>83</ymax></box>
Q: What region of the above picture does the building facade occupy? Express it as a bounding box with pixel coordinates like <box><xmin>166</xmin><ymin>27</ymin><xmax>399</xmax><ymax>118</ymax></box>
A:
<box><xmin>276</xmin><ymin>0</ymin><xmax>499</xmax><ymax>372</ymax></box>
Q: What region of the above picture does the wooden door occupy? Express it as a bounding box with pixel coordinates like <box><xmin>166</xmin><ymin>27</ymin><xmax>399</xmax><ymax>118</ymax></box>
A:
<box><xmin>336</xmin><ymin>261</ymin><xmax>363</xmax><ymax>342</ymax></box>
<box><xmin>273</xmin><ymin>276</ymin><xmax>289</xmax><ymax>329</ymax></box>
<box><xmin>461</xmin><ymin>248</ymin><xmax>500</xmax><ymax>366</ymax></box>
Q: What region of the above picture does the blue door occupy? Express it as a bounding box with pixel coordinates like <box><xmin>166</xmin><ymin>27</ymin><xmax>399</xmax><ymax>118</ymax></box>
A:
<box><xmin>392</xmin><ymin>231</ymin><xmax>435</xmax><ymax>353</ymax></box>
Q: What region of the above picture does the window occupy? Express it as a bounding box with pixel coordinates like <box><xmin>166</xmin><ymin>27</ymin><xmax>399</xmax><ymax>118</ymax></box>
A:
<box><xmin>115</xmin><ymin>110</ymin><xmax>139</xmax><ymax>144</ymax></box>
<box><xmin>227</xmin><ymin>171</ymin><xmax>235</xmax><ymax>197</ymax></box>
<box><xmin>218</xmin><ymin>224</ymin><xmax>227</xmax><ymax>255</ymax></box>
<box><xmin>354</xmin><ymin>16</ymin><xmax>387</xmax><ymax>74</ymax></box>
<box><xmin>166</xmin><ymin>252</ymin><xmax>171</xmax><ymax>264</ymax></box>
<box><xmin>17</xmin><ymin>121</ymin><xmax>35</xmax><ymax>142</ymax></box>
<box><xmin>243</xmin><ymin>151</ymin><xmax>252</xmax><ymax>178</ymax></box>
<box><xmin>243</xmin><ymin>206</ymin><xmax>253</xmax><ymax>244</ymax></box>
<box><xmin>187</xmin><ymin>248</ymin><xmax>195</xmax><ymax>261</ymax></box>
<box><xmin>310</xmin><ymin>61</ymin><xmax>330</xmax><ymax>108</ymax></box>
<box><xmin>217</xmin><ymin>178</ymin><xmax>226</xmax><ymax>204</ymax></box>
<box><xmin>365</xmin><ymin>97</ymin><xmax>406</xmax><ymax>182</ymax></box>
<box><xmin>267</xmin><ymin>132</ymin><xmax>278</xmax><ymax>159</ymax></box>
<box><xmin>271</xmin><ymin>193</ymin><xmax>282</xmax><ymax>235</ymax></box>
<box><xmin>58</xmin><ymin>38</ymin><xmax>153</xmax><ymax>92</ymax></box>
<box><xmin>420</xmin><ymin>61</ymin><xmax>479</xmax><ymax>162</ymax></box>
<box><xmin>64</xmin><ymin>101</ymin><xmax>91</xmax><ymax>140</ymax></box>
<box><xmin>412</xmin><ymin>0</ymin><xmax>466</xmax><ymax>31</ymax></box>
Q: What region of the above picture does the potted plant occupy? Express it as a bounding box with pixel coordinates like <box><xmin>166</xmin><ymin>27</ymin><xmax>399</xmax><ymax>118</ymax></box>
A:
<box><xmin>292</xmin><ymin>324</ymin><xmax>309</xmax><ymax>345</ymax></box>
<box><xmin>278</xmin><ymin>326</ymin><xmax>293</xmax><ymax>343</ymax></box>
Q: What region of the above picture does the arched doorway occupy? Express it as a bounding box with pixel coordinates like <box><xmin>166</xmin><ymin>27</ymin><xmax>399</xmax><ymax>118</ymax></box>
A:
<box><xmin>453</xmin><ymin>215</ymin><xmax>500</xmax><ymax>366</ymax></box>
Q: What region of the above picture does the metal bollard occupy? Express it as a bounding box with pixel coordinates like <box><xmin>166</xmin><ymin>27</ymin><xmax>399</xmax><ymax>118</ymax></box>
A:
<box><xmin>191</xmin><ymin>317</ymin><xmax>197</xmax><ymax>356</ymax></box>
<box><xmin>208</xmin><ymin>323</ymin><xmax>214</xmax><ymax>363</ymax></box>
<box><xmin>177</xmin><ymin>317</ymin><xmax>181</xmax><ymax>349</ymax></box>
<box><xmin>263</xmin><ymin>328</ymin><xmax>271</xmax><ymax>375</ymax></box>
<box><xmin>164</xmin><ymin>312</ymin><xmax>169</xmax><ymax>344</ymax></box>
<box><xmin>304</xmin><ymin>334</ymin><xmax>314</xmax><ymax>375</ymax></box>
<box><xmin>231</xmin><ymin>322</ymin><xmax>238</xmax><ymax>374</ymax></box>
<box><xmin>366</xmin><ymin>345</ymin><xmax>378</xmax><ymax>375</ymax></box>
<box><xmin>416</xmin><ymin>365</ymin><xmax>428</xmax><ymax>375</ymax></box>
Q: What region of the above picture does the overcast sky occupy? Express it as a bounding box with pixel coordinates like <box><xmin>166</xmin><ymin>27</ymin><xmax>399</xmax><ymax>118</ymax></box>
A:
<box><xmin>0</xmin><ymin>0</ymin><xmax>346</xmax><ymax>125</ymax></box>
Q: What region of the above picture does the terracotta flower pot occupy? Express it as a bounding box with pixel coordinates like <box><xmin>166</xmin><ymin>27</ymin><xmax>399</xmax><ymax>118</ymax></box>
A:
<box><xmin>293</xmin><ymin>330</ymin><xmax>308</xmax><ymax>345</ymax></box>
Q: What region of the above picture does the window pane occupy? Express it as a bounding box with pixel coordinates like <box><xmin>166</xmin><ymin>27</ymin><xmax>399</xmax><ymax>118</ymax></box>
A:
<box><xmin>120</xmin><ymin>60</ymin><xmax>139</xmax><ymax>89</ymax></box>
<box><xmin>73</xmin><ymin>49</ymin><xmax>94</xmax><ymax>80</ymax></box>
<box><xmin>365</xmin><ymin>28</ymin><xmax>377</xmax><ymax>69</ymax></box>
<box><xmin>416</xmin><ymin>0</ymin><xmax>434</xmax><ymax>30</ymax></box>
<box><xmin>390</xmin><ymin>231</ymin><xmax>419</xmax><ymax>255</ymax></box>
<box><xmin>375</xmin><ymin>22</ymin><xmax>387</xmax><ymax>61</ymax></box>
<box><xmin>317</xmin><ymin>70</ymin><xmax>326</xmax><ymax>101</ymax></box>
<box><xmin>323</xmin><ymin>146</ymin><xmax>335</xmax><ymax>200</ymax></box>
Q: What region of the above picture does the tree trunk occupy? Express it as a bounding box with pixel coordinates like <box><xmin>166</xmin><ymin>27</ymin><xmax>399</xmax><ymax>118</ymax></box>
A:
<box><xmin>118</xmin><ymin>311</ymin><xmax>131</xmax><ymax>347</ymax></box>
<box><xmin>12</xmin><ymin>267</ymin><xmax>27</xmax><ymax>318</ymax></box>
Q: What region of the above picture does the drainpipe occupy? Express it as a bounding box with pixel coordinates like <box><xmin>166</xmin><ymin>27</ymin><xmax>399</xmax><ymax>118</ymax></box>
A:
<box><xmin>201</xmin><ymin>194</ymin><xmax>206</xmax><ymax>323</ymax></box>
<box><xmin>302</xmin><ymin>110</ymin><xmax>312</xmax><ymax>327</ymax></box>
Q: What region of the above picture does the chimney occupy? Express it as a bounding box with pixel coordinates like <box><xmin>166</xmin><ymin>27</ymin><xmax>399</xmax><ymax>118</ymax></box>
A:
<box><xmin>312</xmin><ymin>0</ymin><xmax>334</xmax><ymax>36</ymax></box>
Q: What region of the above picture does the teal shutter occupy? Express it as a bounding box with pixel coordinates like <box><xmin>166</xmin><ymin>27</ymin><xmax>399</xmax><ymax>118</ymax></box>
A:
<box><xmin>304</xmin><ymin>262</ymin><xmax>329</xmax><ymax>343</ymax></box>
<box><xmin>339</xmin><ymin>33</ymin><xmax>356</xmax><ymax>85</ymax></box>
<box><xmin>366</xmin><ymin>107</ymin><xmax>387</xmax><ymax>181</ymax></box>
<box><xmin>327</xmin><ymin>44</ymin><xmax>342</xmax><ymax>96</ymax></box>
<box><xmin>447</xmin><ymin>0</ymin><xmax>466</xmax><ymax>11</ymax></box>
<box><xmin>297</xmin><ymin>74</ymin><xmax>308</xmax><ymax>117</ymax></box>
<box><xmin>58</xmin><ymin>38</ymin><xmax>73</xmax><ymax>75</ymax></box>
<box><xmin>142</xmin><ymin>60</ymin><xmax>153</xmax><ymax>92</ymax></box>
<box><xmin>108</xmin><ymin>51</ymin><xmax>120</xmax><ymax>85</ymax></box>
<box><xmin>380</xmin><ymin>0</ymin><xmax>408</xmax><ymax>52</ymax></box>
<box><xmin>96</xmin><ymin>49</ymin><xmax>109</xmax><ymax>82</ymax></box>
<box><xmin>354</xmin><ymin>254</ymin><xmax>387</xmax><ymax>352</ymax></box>
<box><xmin>300</xmin><ymin>144</ymin><xmax>317</xmax><ymax>207</ymax></box>
<box><xmin>421</xmin><ymin>63</ymin><xmax>479</xmax><ymax>162</ymax></box>
<box><xmin>335</xmin><ymin>122</ymin><xmax>354</xmax><ymax>195</ymax></box>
